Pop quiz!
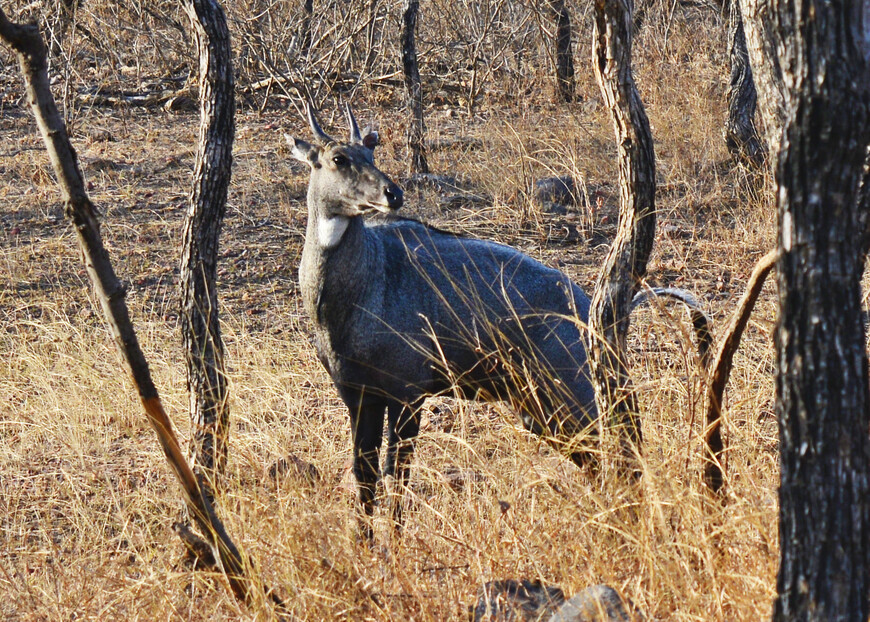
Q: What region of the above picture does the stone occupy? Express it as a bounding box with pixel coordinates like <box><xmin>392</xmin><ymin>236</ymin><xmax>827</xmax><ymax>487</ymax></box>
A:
<box><xmin>471</xmin><ymin>579</ymin><xmax>566</xmax><ymax>621</ymax></box>
<box><xmin>534</xmin><ymin>176</ymin><xmax>577</xmax><ymax>207</ymax></box>
<box><xmin>267</xmin><ymin>454</ymin><xmax>321</xmax><ymax>485</ymax></box>
<box><xmin>546</xmin><ymin>585</ymin><xmax>638</xmax><ymax>622</ymax></box>
<box><xmin>441</xmin><ymin>466</ymin><xmax>486</xmax><ymax>491</ymax></box>
<box><xmin>164</xmin><ymin>95</ymin><xmax>198</xmax><ymax>113</ymax></box>
<box><xmin>405</xmin><ymin>172</ymin><xmax>459</xmax><ymax>192</ymax></box>
<box><xmin>439</xmin><ymin>193</ymin><xmax>489</xmax><ymax>211</ymax></box>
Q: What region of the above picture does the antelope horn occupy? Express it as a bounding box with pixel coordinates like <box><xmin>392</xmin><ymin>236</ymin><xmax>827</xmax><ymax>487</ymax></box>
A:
<box><xmin>305</xmin><ymin>100</ymin><xmax>333</xmax><ymax>144</ymax></box>
<box><xmin>344</xmin><ymin>102</ymin><xmax>363</xmax><ymax>145</ymax></box>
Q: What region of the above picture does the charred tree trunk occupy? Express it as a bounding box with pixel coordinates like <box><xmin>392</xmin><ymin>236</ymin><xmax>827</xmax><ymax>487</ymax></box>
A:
<box><xmin>179</xmin><ymin>0</ymin><xmax>235</xmax><ymax>496</ymax></box>
<box><xmin>738</xmin><ymin>0</ymin><xmax>787</xmax><ymax>157</ymax></box>
<box><xmin>0</xmin><ymin>9</ymin><xmax>267</xmax><ymax>609</ymax></box>
<box><xmin>300</xmin><ymin>0</ymin><xmax>313</xmax><ymax>55</ymax></box>
<box><xmin>548</xmin><ymin>0</ymin><xmax>576</xmax><ymax>102</ymax></box>
<box><xmin>724</xmin><ymin>0</ymin><xmax>764</xmax><ymax>165</ymax></box>
<box><xmin>401</xmin><ymin>0</ymin><xmax>428</xmax><ymax>174</ymax></box>
<box><xmin>770</xmin><ymin>0</ymin><xmax>870</xmax><ymax>616</ymax></box>
<box><xmin>589</xmin><ymin>0</ymin><xmax>657</xmax><ymax>457</ymax></box>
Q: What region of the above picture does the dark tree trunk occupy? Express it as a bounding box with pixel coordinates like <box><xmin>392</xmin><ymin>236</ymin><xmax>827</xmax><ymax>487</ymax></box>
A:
<box><xmin>589</xmin><ymin>0</ymin><xmax>657</xmax><ymax>457</ymax></box>
<box><xmin>179</xmin><ymin>0</ymin><xmax>235</xmax><ymax>495</ymax></box>
<box><xmin>0</xmin><ymin>9</ymin><xmax>264</xmax><ymax>608</ymax></box>
<box><xmin>401</xmin><ymin>0</ymin><xmax>428</xmax><ymax>174</ymax></box>
<box><xmin>300</xmin><ymin>0</ymin><xmax>313</xmax><ymax>55</ymax></box>
<box><xmin>724</xmin><ymin>0</ymin><xmax>764</xmax><ymax>165</ymax></box>
<box><xmin>547</xmin><ymin>0</ymin><xmax>576</xmax><ymax>102</ymax></box>
<box><xmin>770</xmin><ymin>0</ymin><xmax>870</xmax><ymax>616</ymax></box>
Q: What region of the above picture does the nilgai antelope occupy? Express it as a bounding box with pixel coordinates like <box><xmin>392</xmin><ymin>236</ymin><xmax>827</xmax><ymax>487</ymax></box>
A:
<box><xmin>288</xmin><ymin>103</ymin><xmax>598</xmax><ymax>540</ymax></box>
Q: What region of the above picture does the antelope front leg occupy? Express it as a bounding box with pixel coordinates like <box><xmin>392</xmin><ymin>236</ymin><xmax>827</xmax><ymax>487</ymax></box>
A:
<box><xmin>384</xmin><ymin>401</ymin><xmax>422</xmax><ymax>533</ymax></box>
<box><xmin>349</xmin><ymin>400</ymin><xmax>386</xmax><ymax>543</ymax></box>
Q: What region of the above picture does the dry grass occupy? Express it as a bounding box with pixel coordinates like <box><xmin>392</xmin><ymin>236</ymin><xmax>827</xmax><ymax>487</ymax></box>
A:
<box><xmin>0</xmin><ymin>1</ymin><xmax>787</xmax><ymax>619</ymax></box>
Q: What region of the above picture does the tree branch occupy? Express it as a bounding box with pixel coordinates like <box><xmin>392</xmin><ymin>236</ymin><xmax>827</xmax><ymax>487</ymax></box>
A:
<box><xmin>702</xmin><ymin>249</ymin><xmax>776</xmax><ymax>493</ymax></box>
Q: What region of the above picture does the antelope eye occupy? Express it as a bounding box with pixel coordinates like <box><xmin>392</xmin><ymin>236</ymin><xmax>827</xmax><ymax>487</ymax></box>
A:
<box><xmin>332</xmin><ymin>154</ymin><xmax>349</xmax><ymax>167</ymax></box>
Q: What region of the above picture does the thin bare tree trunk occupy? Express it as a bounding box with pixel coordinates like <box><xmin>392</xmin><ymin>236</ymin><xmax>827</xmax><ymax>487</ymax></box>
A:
<box><xmin>0</xmin><ymin>9</ymin><xmax>266</xmax><ymax>609</ymax></box>
<box><xmin>548</xmin><ymin>0</ymin><xmax>576</xmax><ymax>102</ymax></box>
<box><xmin>363</xmin><ymin>0</ymin><xmax>380</xmax><ymax>73</ymax></box>
<box><xmin>48</xmin><ymin>0</ymin><xmax>81</xmax><ymax>59</ymax></box>
<box><xmin>589</xmin><ymin>0</ymin><xmax>657</xmax><ymax>458</ymax></box>
<box><xmin>179</xmin><ymin>0</ymin><xmax>235</xmax><ymax>497</ymax></box>
<box><xmin>300</xmin><ymin>0</ymin><xmax>313</xmax><ymax>55</ymax></box>
<box><xmin>724</xmin><ymin>0</ymin><xmax>764</xmax><ymax>164</ymax></box>
<box><xmin>770</xmin><ymin>0</ymin><xmax>870</xmax><ymax>615</ymax></box>
<box><xmin>401</xmin><ymin>0</ymin><xmax>428</xmax><ymax>174</ymax></box>
<box><xmin>738</xmin><ymin>0</ymin><xmax>786</xmax><ymax>157</ymax></box>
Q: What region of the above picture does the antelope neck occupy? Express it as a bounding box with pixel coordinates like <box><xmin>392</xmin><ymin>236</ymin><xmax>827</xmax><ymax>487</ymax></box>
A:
<box><xmin>318</xmin><ymin>214</ymin><xmax>350</xmax><ymax>248</ymax></box>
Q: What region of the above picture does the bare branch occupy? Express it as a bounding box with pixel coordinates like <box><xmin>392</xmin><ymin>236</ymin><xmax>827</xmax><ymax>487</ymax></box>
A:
<box><xmin>703</xmin><ymin>250</ymin><xmax>776</xmax><ymax>493</ymax></box>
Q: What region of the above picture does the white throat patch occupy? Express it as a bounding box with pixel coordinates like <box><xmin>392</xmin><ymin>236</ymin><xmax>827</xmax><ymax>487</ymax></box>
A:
<box><xmin>318</xmin><ymin>215</ymin><xmax>350</xmax><ymax>248</ymax></box>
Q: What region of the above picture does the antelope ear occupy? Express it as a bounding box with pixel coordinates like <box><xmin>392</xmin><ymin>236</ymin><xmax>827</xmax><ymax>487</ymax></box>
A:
<box><xmin>361</xmin><ymin>129</ymin><xmax>379</xmax><ymax>151</ymax></box>
<box><xmin>286</xmin><ymin>134</ymin><xmax>319</xmax><ymax>166</ymax></box>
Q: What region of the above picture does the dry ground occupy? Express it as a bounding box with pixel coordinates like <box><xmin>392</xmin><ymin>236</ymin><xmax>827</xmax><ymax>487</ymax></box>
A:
<box><xmin>0</xmin><ymin>9</ymin><xmax>791</xmax><ymax>620</ymax></box>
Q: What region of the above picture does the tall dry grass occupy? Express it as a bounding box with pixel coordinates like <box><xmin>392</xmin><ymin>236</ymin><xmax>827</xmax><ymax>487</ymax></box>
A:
<box><xmin>0</xmin><ymin>0</ymin><xmax>787</xmax><ymax>619</ymax></box>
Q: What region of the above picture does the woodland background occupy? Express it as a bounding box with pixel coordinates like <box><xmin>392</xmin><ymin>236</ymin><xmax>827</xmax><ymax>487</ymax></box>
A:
<box><xmin>0</xmin><ymin>0</ymin><xmax>831</xmax><ymax>618</ymax></box>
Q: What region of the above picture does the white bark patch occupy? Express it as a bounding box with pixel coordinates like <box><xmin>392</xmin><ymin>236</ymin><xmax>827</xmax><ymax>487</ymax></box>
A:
<box><xmin>782</xmin><ymin>207</ymin><xmax>794</xmax><ymax>251</ymax></box>
<box><xmin>318</xmin><ymin>216</ymin><xmax>350</xmax><ymax>248</ymax></box>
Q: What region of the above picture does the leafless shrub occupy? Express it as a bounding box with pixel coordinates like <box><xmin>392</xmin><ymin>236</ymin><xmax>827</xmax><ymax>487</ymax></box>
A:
<box><xmin>0</xmin><ymin>0</ymin><xmax>601</xmax><ymax>110</ymax></box>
